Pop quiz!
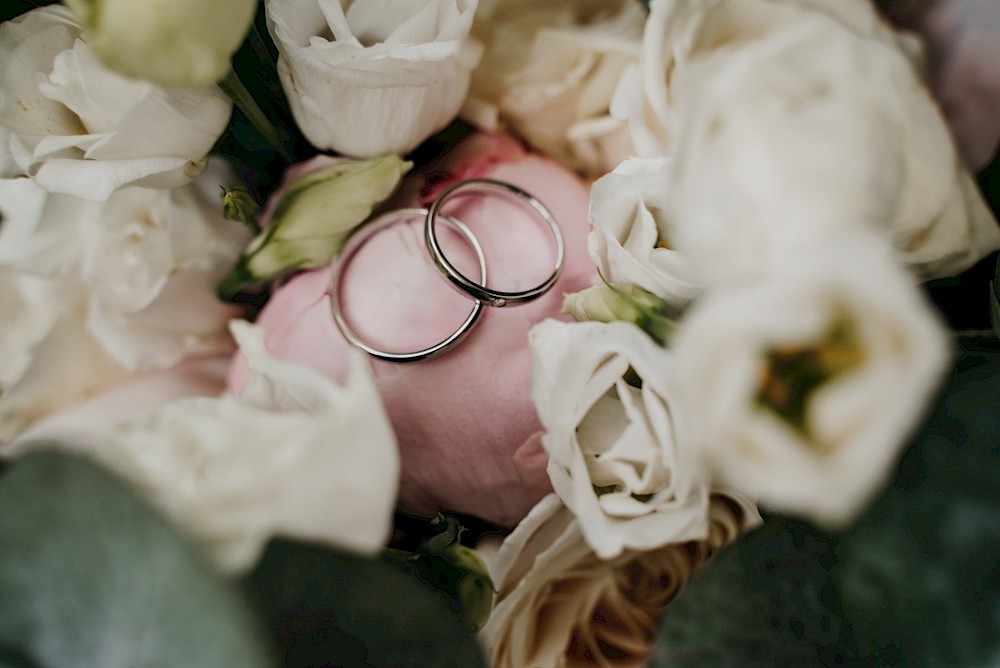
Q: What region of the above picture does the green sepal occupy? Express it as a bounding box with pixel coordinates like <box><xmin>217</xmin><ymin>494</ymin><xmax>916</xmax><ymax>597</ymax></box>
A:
<box><xmin>386</xmin><ymin>514</ymin><xmax>495</xmax><ymax>631</ymax></box>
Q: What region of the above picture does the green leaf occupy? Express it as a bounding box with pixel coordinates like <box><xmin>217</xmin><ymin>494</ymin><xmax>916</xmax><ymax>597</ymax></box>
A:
<box><xmin>245</xmin><ymin>539</ymin><xmax>487</xmax><ymax>668</ymax></box>
<box><xmin>647</xmin><ymin>518</ymin><xmax>857</xmax><ymax>667</ymax></box>
<box><xmin>0</xmin><ymin>451</ymin><xmax>274</xmax><ymax>668</ymax></box>
<box><xmin>836</xmin><ymin>339</ymin><xmax>1000</xmax><ymax>665</ymax></box>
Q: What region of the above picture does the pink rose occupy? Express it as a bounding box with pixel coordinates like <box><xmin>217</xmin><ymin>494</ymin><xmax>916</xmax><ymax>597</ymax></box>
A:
<box><xmin>228</xmin><ymin>132</ymin><xmax>597</xmax><ymax>527</ymax></box>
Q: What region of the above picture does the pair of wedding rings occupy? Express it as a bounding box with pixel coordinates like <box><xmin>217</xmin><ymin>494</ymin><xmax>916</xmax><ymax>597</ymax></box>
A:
<box><xmin>329</xmin><ymin>178</ymin><xmax>565</xmax><ymax>362</ymax></box>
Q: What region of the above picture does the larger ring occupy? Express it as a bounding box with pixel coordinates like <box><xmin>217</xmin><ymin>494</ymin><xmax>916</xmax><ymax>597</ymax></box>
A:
<box><xmin>425</xmin><ymin>178</ymin><xmax>565</xmax><ymax>308</ymax></box>
<box><xmin>330</xmin><ymin>207</ymin><xmax>487</xmax><ymax>363</ymax></box>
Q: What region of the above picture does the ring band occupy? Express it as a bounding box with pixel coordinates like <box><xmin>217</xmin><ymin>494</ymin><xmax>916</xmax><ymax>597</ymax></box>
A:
<box><xmin>330</xmin><ymin>207</ymin><xmax>487</xmax><ymax>363</ymax></box>
<box><xmin>425</xmin><ymin>178</ymin><xmax>564</xmax><ymax>308</ymax></box>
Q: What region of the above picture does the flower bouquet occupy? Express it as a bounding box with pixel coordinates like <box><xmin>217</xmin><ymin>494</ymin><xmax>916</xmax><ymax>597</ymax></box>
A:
<box><xmin>1</xmin><ymin>0</ymin><xmax>999</xmax><ymax>666</ymax></box>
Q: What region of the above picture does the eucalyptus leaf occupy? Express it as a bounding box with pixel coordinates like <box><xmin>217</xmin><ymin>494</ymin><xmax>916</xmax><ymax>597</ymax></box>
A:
<box><xmin>647</xmin><ymin>519</ymin><xmax>857</xmax><ymax>667</ymax></box>
<box><xmin>836</xmin><ymin>340</ymin><xmax>1000</xmax><ymax>666</ymax></box>
<box><xmin>0</xmin><ymin>450</ymin><xmax>274</xmax><ymax>668</ymax></box>
<box><xmin>245</xmin><ymin>539</ymin><xmax>487</xmax><ymax>668</ymax></box>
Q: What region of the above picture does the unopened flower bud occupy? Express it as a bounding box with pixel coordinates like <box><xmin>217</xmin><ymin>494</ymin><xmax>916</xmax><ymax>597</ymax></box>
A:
<box><xmin>64</xmin><ymin>0</ymin><xmax>257</xmax><ymax>87</ymax></box>
<box><xmin>218</xmin><ymin>154</ymin><xmax>411</xmax><ymax>299</ymax></box>
<box><xmin>220</xmin><ymin>186</ymin><xmax>261</xmax><ymax>233</ymax></box>
<box><xmin>562</xmin><ymin>283</ymin><xmax>676</xmax><ymax>345</ymax></box>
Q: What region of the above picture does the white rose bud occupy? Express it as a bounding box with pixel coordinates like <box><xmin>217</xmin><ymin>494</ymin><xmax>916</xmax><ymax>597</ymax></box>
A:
<box><xmin>219</xmin><ymin>154</ymin><xmax>411</xmax><ymax>298</ymax></box>
<box><xmin>265</xmin><ymin>0</ymin><xmax>482</xmax><ymax>156</ymax></box>
<box><xmin>530</xmin><ymin>319</ymin><xmax>711</xmax><ymax>559</ymax></box>
<box><xmin>588</xmin><ymin>156</ymin><xmax>701</xmax><ymax>309</ymax></box>
<box><xmin>64</xmin><ymin>0</ymin><xmax>257</xmax><ymax>87</ymax></box>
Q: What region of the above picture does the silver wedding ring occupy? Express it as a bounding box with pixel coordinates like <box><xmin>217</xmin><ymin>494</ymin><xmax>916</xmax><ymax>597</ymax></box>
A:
<box><xmin>329</xmin><ymin>207</ymin><xmax>487</xmax><ymax>363</ymax></box>
<box><xmin>425</xmin><ymin>178</ymin><xmax>564</xmax><ymax>308</ymax></box>
<box><xmin>331</xmin><ymin>179</ymin><xmax>564</xmax><ymax>362</ymax></box>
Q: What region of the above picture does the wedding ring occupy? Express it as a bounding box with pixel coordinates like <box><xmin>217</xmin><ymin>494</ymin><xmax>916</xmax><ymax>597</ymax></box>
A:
<box><xmin>425</xmin><ymin>178</ymin><xmax>564</xmax><ymax>308</ymax></box>
<box><xmin>330</xmin><ymin>207</ymin><xmax>487</xmax><ymax>363</ymax></box>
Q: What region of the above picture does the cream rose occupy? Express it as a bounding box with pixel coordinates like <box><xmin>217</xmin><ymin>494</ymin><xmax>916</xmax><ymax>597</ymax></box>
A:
<box><xmin>669</xmin><ymin>240</ymin><xmax>949</xmax><ymax>527</ymax></box>
<box><xmin>27</xmin><ymin>321</ymin><xmax>399</xmax><ymax>575</ymax></box>
<box><xmin>0</xmin><ymin>6</ymin><xmax>231</xmax><ymax>201</ymax></box>
<box><xmin>0</xmin><ymin>270</ymin><xmax>127</xmax><ymax>443</ymax></box>
<box><xmin>0</xmin><ymin>161</ymin><xmax>250</xmax><ymax>441</ymax></box>
<box><xmin>463</xmin><ymin>0</ymin><xmax>644</xmax><ymax>177</ymax></box>
<box><xmin>588</xmin><ymin>156</ymin><xmax>700</xmax><ymax>310</ymax></box>
<box><xmin>265</xmin><ymin>0</ymin><xmax>482</xmax><ymax>156</ymax></box>
<box><xmin>482</xmin><ymin>492</ymin><xmax>760</xmax><ymax>668</ymax></box>
<box><xmin>530</xmin><ymin>319</ymin><xmax>710</xmax><ymax>559</ymax></box>
<box><xmin>639</xmin><ymin>0</ymin><xmax>999</xmax><ymax>285</ymax></box>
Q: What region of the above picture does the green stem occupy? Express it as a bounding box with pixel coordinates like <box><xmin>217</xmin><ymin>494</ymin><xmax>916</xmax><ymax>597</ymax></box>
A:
<box><xmin>219</xmin><ymin>69</ymin><xmax>292</xmax><ymax>162</ymax></box>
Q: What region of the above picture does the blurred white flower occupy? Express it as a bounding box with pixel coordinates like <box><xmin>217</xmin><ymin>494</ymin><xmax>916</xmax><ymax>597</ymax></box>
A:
<box><xmin>637</xmin><ymin>0</ymin><xmax>999</xmax><ymax>285</ymax></box>
<box><xmin>588</xmin><ymin>156</ymin><xmax>700</xmax><ymax>310</ymax></box>
<box><xmin>669</xmin><ymin>241</ymin><xmax>949</xmax><ymax>527</ymax></box>
<box><xmin>6</xmin><ymin>354</ymin><xmax>232</xmax><ymax>456</ymax></box>
<box><xmin>0</xmin><ymin>161</ymin><xmax>250</xmax><ymax>441</ymax></box>
<box><xmin>616</xmin><ymin>0</ymin><xmax>911</xmax><ymax>158</ymax></box>
<box><xmin>463</xmin><ymin>0</ymin><xmax>644</xmax><ymax>177</ymax></box>
<box><xmin>64</xmin><ymin>0</ymin><xmax>257</xmax><ymax>87</ymax></box>
<box><xmin>562</xmin><ymin>282</ymin><xmax>676</xmax><ymax>345</ymax></box>
<box><xmin>0</xmin><ymin>270</ymin><xmax>126</xmax><ymax>443</ymax></box>
<box><xmin>530</xmin><ymin>319</ymin><xmax>710</xmax><ymax>559</ymax></box>
<box><xmin>0</xmin><ymin>6</ymin><xmax>231</xmax><ymax>201</ymax></box>
<box><xmin>265</xmin><ymin>0</ymin><xmax>482</xmax><ymax>156</ymax></box>
<box><xmin>65</xmin><ymin>321</ymin><xmax>400</xmax><ymax>574</ymax></box>
<box><xmin>482</xmin><ymin>492</ymin><xmax>759</xmax><ymax>668</ymax></box>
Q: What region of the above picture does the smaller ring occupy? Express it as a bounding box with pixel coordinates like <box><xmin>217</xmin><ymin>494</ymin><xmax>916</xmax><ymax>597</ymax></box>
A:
<box><xmin>330</xmin><ymin>207</ymin><xmax>487</xmax><ymax>363</ymax></box>
<box><xmin>425</xmin><ymin>178</ymin><xmax>565</xmax><ymax>308</ymax></box>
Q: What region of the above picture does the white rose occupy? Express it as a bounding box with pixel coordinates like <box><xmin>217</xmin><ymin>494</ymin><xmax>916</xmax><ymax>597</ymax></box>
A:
<box><xmin>482</xmin><ymin>492</ymin><xmax>759</xmax><ymax>668</ymax></box>
<box><xmin>0</xmin><ymin>161</ymin><xmax>250</xmax><ymax>441</ymax></box>
<box><xmin>0</xmin><ymin>270</ymin><xmax>128</xmax><ymax>442</ymax></box>
<box><xmin>588</xmin><ymin>156</ymin><xmax>701</xmax><ymax>310</ymax></box>
<box><xmin>462</xmin><ymin>0</ymin><xmax>644</xmax><ymax>177</ymax></box>
<box><xmin>530</xmin><ymin>319</ymin><xmax>710</xmax><ymax>559</ymax></box>
<box><xmin>669</xmin><ymin>241</ymin><xmax>949</xmax><ymax>527</ymax></box>
<box><xmin>0</xmin><ymin>270</ymin><xmax>59</xmax><ymax>393</ymax></box>
<box><xmin>19</xmin><ymin>321</ymin><xmax>400</xmax><ymax>575</ymax></box>
<box><xmin>64</xmin><ymin>0</ymin><xmax>257</xmax><ymax>87</ymax></box>
<box><xmin>616</xmin><ymin>0</ymin><xmax>910</xmax><ymax>158</ymax></box>
<box><xmin>0</xmin><ymin>6</ymin><xmax>231</xmax><ymax>201</ymax></box>
<box><xmin>641</xmin><ymin>0</ymin><xmax>1000</xmax><ymax>285</ymax></box>
<box><xmin>265</xmin><ymin>0</ymin><xmax>482</xmax><ymax>157</ymax></box>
